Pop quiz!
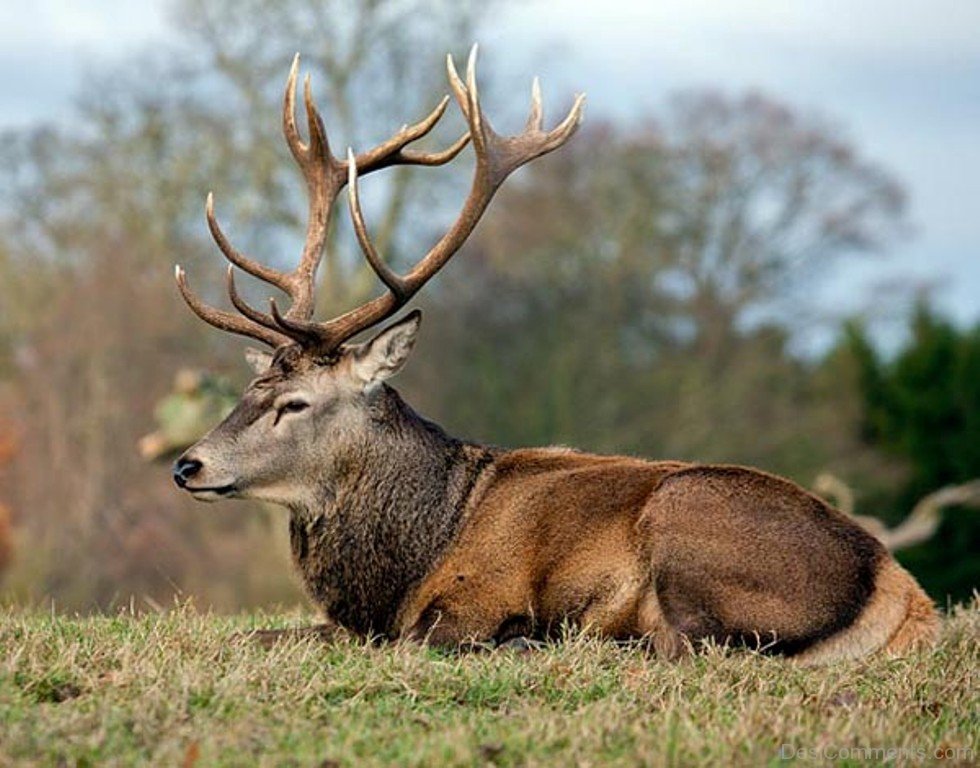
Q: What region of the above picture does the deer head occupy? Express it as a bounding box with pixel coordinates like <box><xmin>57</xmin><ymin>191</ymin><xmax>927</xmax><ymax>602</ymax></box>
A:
<box><xmin>172</xmin><ymin>47</ymin><xmax>584</xmax><ymax>504</ymax></box>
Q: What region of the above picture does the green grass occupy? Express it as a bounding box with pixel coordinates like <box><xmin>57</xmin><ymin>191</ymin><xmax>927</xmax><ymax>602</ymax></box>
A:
<box><xmin>1</xmin><ymin>601</ymin><xmax>977</xmax><ymax>767</ymax></box>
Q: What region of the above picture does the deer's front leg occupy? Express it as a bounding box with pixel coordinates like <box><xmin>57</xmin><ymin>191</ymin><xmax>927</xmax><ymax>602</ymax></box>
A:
<box><xmin>234</xmin><ymin>622</ymin><xmax>345</xmax><ymax>649</ymax></box>
<box><xmin>400</xmin><ymin>596</ymin><xmax>536</xmax><ymax>652</ymax></box>
<box><xmin>402</xmin><ymin>609</ymin><xmax>495</xmax><ymax>650</ymax></box>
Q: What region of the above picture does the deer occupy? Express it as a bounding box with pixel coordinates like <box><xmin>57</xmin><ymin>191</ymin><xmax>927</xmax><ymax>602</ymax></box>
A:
<box><xmin>172</xmin><ymin>47</ymin><xmax>939</xmax><ymax>663</ymax></box>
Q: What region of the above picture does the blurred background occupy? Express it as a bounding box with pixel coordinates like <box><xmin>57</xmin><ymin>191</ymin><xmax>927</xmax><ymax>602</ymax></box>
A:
<box><xmin>0</xmin><ymin>0</ymin><xmax>978</xmax><ymax>612</ymax></box>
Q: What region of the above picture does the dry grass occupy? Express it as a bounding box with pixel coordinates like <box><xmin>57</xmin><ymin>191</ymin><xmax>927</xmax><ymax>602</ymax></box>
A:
<box><xmin>1</xmin><ymin>600</ymin><xmax>977</xmax><ymax>767</ymax></box>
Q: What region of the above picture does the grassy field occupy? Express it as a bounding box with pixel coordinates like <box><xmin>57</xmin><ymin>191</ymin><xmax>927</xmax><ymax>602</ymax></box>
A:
<box><xmin>0</xmin><ymin>600</ymin><xmax>977</xmax><ymax>767</ymax></box>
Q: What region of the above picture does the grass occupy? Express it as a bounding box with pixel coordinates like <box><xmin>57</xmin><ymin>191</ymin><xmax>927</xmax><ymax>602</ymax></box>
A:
<box><xmin>0</xmin><ymin>600</ymin><xmax>977</xmax><ymax>767</ymax></box>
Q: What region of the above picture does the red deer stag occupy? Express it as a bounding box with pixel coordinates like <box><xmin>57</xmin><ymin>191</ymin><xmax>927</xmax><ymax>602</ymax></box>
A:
<box><xmin>173</xmin><ymin>47</ymin><xmax>938</xmax><ymax>662</ymax></box>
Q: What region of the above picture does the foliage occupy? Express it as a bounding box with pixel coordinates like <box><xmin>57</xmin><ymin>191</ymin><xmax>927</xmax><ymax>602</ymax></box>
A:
<box><xmin>844</xmin><ymin>304</ymin><xmax>980</xmax><ymax>602</ymax></box>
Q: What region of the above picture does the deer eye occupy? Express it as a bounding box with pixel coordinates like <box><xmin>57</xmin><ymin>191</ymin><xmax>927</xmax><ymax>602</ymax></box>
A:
<box><xmin>273</xmin><ymin>399</ymin><xmax>310</xmax><ymax>424</ymax></box>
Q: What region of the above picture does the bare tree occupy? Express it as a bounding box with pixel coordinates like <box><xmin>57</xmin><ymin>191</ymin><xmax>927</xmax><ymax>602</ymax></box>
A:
<box><xmin>653</xmin><ymin>91</ymin><xmax>906</xmax><ymax>359</ymax></box>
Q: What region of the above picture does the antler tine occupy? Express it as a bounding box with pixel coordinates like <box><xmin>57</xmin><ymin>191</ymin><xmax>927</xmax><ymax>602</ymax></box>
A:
<box><xmin>269</xmin><ymin>297</ymin><xmax>327</xmax><ymax>348</ymax></box>
<box><xmin>175</xmin><ymin>266</ymin><xmax>288</xmax><ymax>347</ymax></box>
<box><xmin>206</xmin><ymin>194</ymin><xmax>291</xmax><ymax>291</ymax></box>
<box><xmin>352</xmin><ymin>98</ymin><xmax>470</xmax><ymax>174</ymax></box>
<box><xmin>225</xmin><ymin>266</ymin><xmax>281</xmax><ymax>330</ymax></box>
<box><xmin>303</xmin><ymin>74</ymin><xmax>330</xmax><ymax>160</ymax></box>
<box><xmin>347</xmin><ymin>149</ymin><xmax>408</xmax><ymax>298</ymax></box>
<box><xmin>464</xmin><ymin>44</ymin><xmax>487</xmax><ymax>154</ymax></box>
<box><xmin>526</xmin><ymin>77</ymin><xmax>543</xmax><ymax>131</ymax></box>
<box><xmin>282</xmin><ymin>54</ymin><xmax>305</xmax><ymax>164</ymax></box>
<box><xmin>398</xmin><ymin>132</ymin><xmax>471</xmax><ymax>167</ymax></box>
<box><xmin>537</xmin><ymin>92</ymin><xmax>587</xmax><ymax>155</ymax></box>
<box><xmin>279</xmin><ymin>57</ymin><xmax>343</xmax><ymax>324</ymax></box>
<box><xmin>446</xmin><ymin>52</ymin><xmax>468</xmax><ymax>118</ymax></box>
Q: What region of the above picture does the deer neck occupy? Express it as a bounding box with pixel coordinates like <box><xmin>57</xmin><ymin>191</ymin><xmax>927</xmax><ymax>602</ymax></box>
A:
<box><xmin>287</xmin><ymin>385</ymin><xmax>493</xmax><ymax>637</ymax></box>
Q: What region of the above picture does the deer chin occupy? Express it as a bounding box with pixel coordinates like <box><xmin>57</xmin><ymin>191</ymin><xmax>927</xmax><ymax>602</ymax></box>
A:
<box><xmin>185</xmin><ymin>482</ymin><xmax>239</xmax><ymax>502</ymax></box>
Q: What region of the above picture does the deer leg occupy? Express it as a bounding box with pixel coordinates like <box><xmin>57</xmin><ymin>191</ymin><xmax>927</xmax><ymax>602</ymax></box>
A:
<box><xmin>636</xmin><ymin>588</ymin><xmax>704</xmax><ymax>660</ymax></box>
<box><xmin>401</xmin><ymin>598</ymin><xmax>507</xmax><ymax>651</ymax></box>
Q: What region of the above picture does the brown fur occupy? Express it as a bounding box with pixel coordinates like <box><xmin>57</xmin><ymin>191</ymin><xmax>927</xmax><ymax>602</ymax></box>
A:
<box><xmin>393</xmin><ymin>447</ymin><xmax>938</xmax><ymax>662</ymax></box>
<box><xmin>792</xmin><ymin>559</ymin><xmax>939</xmax><ymax>664</ymax></box>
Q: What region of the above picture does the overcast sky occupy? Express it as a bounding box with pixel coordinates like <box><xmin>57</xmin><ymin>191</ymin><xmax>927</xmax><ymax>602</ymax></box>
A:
<box><xmin>2</xmin><ymin>0</ymin><xmax>979</xmax><ymax>337</ymax></box>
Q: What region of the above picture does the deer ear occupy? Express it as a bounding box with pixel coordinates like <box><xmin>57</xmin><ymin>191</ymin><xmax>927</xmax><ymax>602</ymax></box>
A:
<box><xmin>244</xmin><ymin>347</ymin><xmax>274</xmax><ymax>375</ymax></box>
<box><xmin>352</xmin><ymin>310</ymin><xmax>422</xmax><ymax>387</ymax></box>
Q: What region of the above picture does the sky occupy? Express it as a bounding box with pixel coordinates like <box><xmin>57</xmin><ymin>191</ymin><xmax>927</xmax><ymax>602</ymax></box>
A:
<box><xmin>1</xmin><ymin>0</ymin><xmax>979</xmax><ymax>340</ymax></box>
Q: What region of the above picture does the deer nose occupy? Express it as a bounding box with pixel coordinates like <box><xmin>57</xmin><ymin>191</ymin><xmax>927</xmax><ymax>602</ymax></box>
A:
<box><xmin>173</xmin><ymin>457</ymin><xmax>203</xmax><ymax>488</ymax></box>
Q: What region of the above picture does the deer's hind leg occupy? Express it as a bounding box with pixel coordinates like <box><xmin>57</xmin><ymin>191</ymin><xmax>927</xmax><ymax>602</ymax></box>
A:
<box><xmin>635</xmin><ymin>591</ymin><xmax>698</xmax><ymax>660</ymax></box>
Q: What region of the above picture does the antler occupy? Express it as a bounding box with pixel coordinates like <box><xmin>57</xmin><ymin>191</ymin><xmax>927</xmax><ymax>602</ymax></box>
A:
<box><xmin>176</xmin><ymin>46</ymin><xmax>584</xmax><ymax>353</ymax></box>
<box><xmin>176</xmin><ymin>53</ymin><xmax>468</xmax><ymax>348</ymax></box>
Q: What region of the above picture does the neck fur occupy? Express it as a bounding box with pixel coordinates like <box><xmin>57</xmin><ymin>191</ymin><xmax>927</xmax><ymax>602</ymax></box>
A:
<box><xmin>287</xmin><ymin>386</ymin><xmax>492</xmax><ymax>636</ymax></box>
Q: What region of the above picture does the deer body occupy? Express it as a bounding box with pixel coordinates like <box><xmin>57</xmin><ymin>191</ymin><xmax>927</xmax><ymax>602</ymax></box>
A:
<box><xmin>267</xmin><ymin>383</ymin><xmax>936</xmax><ymax>661</ymax></box>
<box><xmin>172</xmin><ymin>48</ymin><xmax>938</xmax><ymax>662</ymax></box>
